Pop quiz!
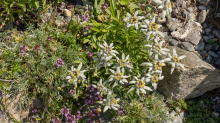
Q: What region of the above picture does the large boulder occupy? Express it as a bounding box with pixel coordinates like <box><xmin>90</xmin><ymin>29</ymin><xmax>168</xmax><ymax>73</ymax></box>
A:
<box><xmin>171</xmin><ymin>20</ymin><xmax>202</xmax><ymax>45</ymax></box>
<box><xmin>0</xmin><ymin>90</ymin><xmax>42</xmax><ymax>122</ymax></box>
<box><xmin>157</xmin><ymin>46</ymin><xmax>220</xmax><ymax>100</ymax></box>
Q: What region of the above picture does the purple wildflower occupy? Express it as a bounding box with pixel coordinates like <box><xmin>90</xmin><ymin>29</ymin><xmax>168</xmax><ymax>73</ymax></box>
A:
<box><xmin>52</xmin><ymin>117</ymin><xmax>61</xmax><ymax>123</ymax></box>
<box><xmin>33</xmin><ymin>45</ymin><xmax>40</xmax><ymax>52</ymax></box>
<box><xmin>66</xmin><ymin>114</ymin><xmax>76</xmax><ymax>123</ymax></box>
<box><xmin>20</xmin><ymin>45</ymin><xmax>28</xmax><ymax>53</ymax></box>
<box><xmin>77</xmin><ymin>103</ymin><xmax>80</xmax><ymax>106</ymax></box>
<box><xmin>60</xmin><ymin>108</ymin><xmax>70</xmax><ymax>117</ymax></box>
<box><xmin>55</xmin><ymin>58</ymin><xmax>64</xmax><ymax>67</ymax></box>
<box><xmin>118</xmin><ymin>107</ymin><xmax>125</xmax><ymax>115</ymax></box>
<box><xmin>68</xmin><ymin>89</ymin><xmax>75</xmax><ymax>95</ymax></box>
<box><xmin>85</xmin><ymin>25</ymin><xmax>90</xmax><ymax>31</ymax></box>
<box><xmin>47</xmin><ymin>35</ymin><xmax>53</xmax><ymax>41</ymax></box>
<box><xmin>82</xmin><ymin>14</ymin><xmax>89</xmax><ymax>21</ymax></box>
<box><xmin>101</xmin><ymin>3</ymin><xmax>108</xmax><ymax>10</ymax></box>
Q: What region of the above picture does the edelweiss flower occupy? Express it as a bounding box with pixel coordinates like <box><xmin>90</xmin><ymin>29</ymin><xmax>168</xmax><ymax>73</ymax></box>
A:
<box><xmin>114</xmin><ymin>53</ymin><xmax>133</xmax><ymax>74</ymax></box>
<box><xmin>144</xmin><ymin>37</ymin><xmax>169</xmax><ymax>58</ymax></box>
<box><xmin>66</xmin><ymin>63</ymin><xmax>87</xmax><ymax>87</ymax></box>
<box><xmin>92</xmin><ymin>53</ymin><xmax>113</xmax><ymax>68</ymax></box>
<box><xmin>106</xmin><ymin>67</ymin><xmax>130</xmax><ymax>88</ymax></box>
<box><xmin>99</xmin><ymin>41</ymin><xmax>119</xmax><ymax>58</ymax></box>
<box><xmin>140</xmin><ymin>55</ymin><xmax>170</xmax><ymax>73</ymax></box>
<box><xmin>97</xmin><ymin>94</ymin><xmax>120</xmax><ymax>112</ymax></box>
<box><xmin>167</xmin><ymin>48</ymin><xmax>186</xmax><ymax>74</ymax></box>
<box><xmin>142</xmin><ymin>16</ymin><xmax>164</xmax><ymax>41</ymax></box>
<box><xmin>158</xmin><ymin>0</ymin><xmax>172</xmax><ymax>19</ymax></box>
<box><xmin>127</xmin><ymin>76</ymin><xmax>152</xmax><ymax>96</ymax></box>
<box><xmin>92</xmin><ymin>79</ymin><xmax>108</xmax><ymax>94</ymax></box>
<box><xmin>124</xmin><ymin>11</ymin><xmax>145</xmax><ymax>30</ymax></box>
<box><xmin>145</xmin><ymin>73</ymin><xmax>164</xmax><ymax>90</ymax></box>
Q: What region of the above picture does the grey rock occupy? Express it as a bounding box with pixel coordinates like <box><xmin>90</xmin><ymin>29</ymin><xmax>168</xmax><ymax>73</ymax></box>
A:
<box><xmin>213</xmin><ymin>30</ymin><xmax>220</xmax><ymax>38</ymax></box>
<box><xmin>202</xmin><ymin>23</ymin><xmax>208</xmax><ymax>28</ymax></box>
<box><xmin>214</xmin><ymin>45</ymin><xmax>219</xmax><ymax>51</ymax></box>
<box><xmin>205</xmin><ymin>44</ymin><xmax>214</xmax><ymax>50</ymax></box>
<box><xmin>198</xmin><ymin>10</ymin><xmax>206</xmax><ymax>23</ymax></box>
<box><xmin>195</xmin><ymin>42</ymin><xmax>205</xmax><ymax>51</ymax></box>
<box><xmin>187</xmin><ymin>7</ymin><xmax>194</xmax><ymax>12</ymax></box>
<box><xmin>164</xmin><ymin>32</ymin><xmax>172</xmax><ymax>41</ymax></box>
<box><xmin>215</xmin><ymin>58</ymin><xmax>220</xmax><ymax>65</ymax></box>
<box><xmin>200</xmin><ymin>50</ymin><xmax>208</xmax><ymax>59</ymax></box>
<box><xmin>203</xmin><ymin>35</ymin><xmax>212</xmax><ymax>43</ymax></box>
<box><xmin>181</xmin><ymin>42</ymin><xmax>195</xmax><ymax>51</ymax></box>
<box><xmin>171</xmin><ymin>20</ymin><xmax>202</xmax><ymax>45</ymax></box>
<box><xmin>169</xmin><ymin>39</ymin><xmax>179</xmax><ymax>46</ymax></box>
<box><xmin>206</xmin><ymin>55</ymin><xmax>212</xmax><ymax>63</ymax></box>
<box><xmin>197</xmin><ymin>0</ymin><xmax>207</xmax><ymax>4</ymax></box>
<box><xmin>198</xmin><ymin>6</ymin><xmax>206</xmax><ymax>10</ymax></box>
<box><xmin>4</xmin><ymin>21</ymin><xmax>13</xmax><ymax>30</ymax></box>
<box><xmin>205</xmin><ymin>28</ymin><xmax>211</xmax><ymax>35</ymax></box>
<box><xmin>64</xmin><ymin>16</ymin><xmax>71</xmax><ymax>23</ymax></box>
<box><xmin>183</xmin><ymin>9</ymin><xmax>191</xmax><ymax>22</ymax></box>
<box><xmin>201</xmin><ymin>29</ymin><xmax>205</xmax><ymax>34</ymax></box>
<box><xmin>208</xmin><ymin>51</ymin><xmax>219</xmax><ymax>58</ymax></box>
<box><xmin>166</xmin><ymin>19</ymin><xmax>179</xmax><ymax>32</ymax></box>
<box><xmin>217</xmin><ymin>51</ymin><xmax>220</xmax><ymax>57</ymax></box>
<box><xmin>217</xmin><ymin>13</ymin><xmax>220</xmax><ymax>18</ymax></box>
<box><xmin>158</xmin><ymin>46</ymin><xmax>220</xmax><ymax>100</ymax></box>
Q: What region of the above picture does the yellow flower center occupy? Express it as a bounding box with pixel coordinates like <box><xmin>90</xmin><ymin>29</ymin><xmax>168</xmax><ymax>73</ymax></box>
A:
<box><xmin>172</xmin><ymin>56</ymin><xmax>179</xmax><ymax>62</ymax></box>
<box><xmin>114</xmin><ymin>72</ymin><xmax>123</xmax><ymax>81</ymax></box>
<box><xmin>119</xmin><ymin>59</ymin><xmax>127</xmax><ymax>67</ymax></box>
<box><xmin>130</xmin><ymin>17</ymin><xmax>137</xmax><ymax>23</ymax></box>
<box><xmin>70</xmin><ymin>70</ymin><xmax>79</xmax><ymax>78</ymax></box>
<box><xmin>166</xmin><ymin>1</ymin><xmax>171</xmax><ymax>9</ymax></box>
<box><xmin>113</xmin><ymin>98</ymin><xmax>117</xmax><ymax>104</ymax></box>
<box><xmin>151</xmin><ymin>74</ymin><xmax>158</xmax><ymax>82</ymax></box>
<box><xmin>148</xmin><ymin>22</ymin><xmax>158</xmax><ymax>31</ymax></box>
<box><xmin>104</xmin><ymin>46</ymin><xmax>112</xmax><ymax>55</ymax></box>
<box><xmin>136</xmin><ymin>80</ymin><xmax>145</xmax><ymax>88</ymax></box>
<box><xmin>153</xmin><ymin>43</ymin><xmax>162</xmax><ymax>53</ymax></box>
<box><xmin>153</xmin><ymin>61</ymin><xmax>163</xmax><ymax>70</ymax></box>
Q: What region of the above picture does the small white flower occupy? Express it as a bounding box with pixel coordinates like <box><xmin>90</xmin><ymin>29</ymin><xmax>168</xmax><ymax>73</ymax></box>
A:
<box><xmin>97</xmin><ymin>94</ymin><xmax>120</xmax><ymax>112</ymax></box>
<box><xmin>145</xmin><ymin>73</ymin><xmax>164</xmax><ymax>90</ymax></box>
<box><xmin>92</xmin><ymin>79</ymin><xmax>108</xmax><ymax>94</ymax></box>
<box><xmin>99</xmin><ymin>40</ymin><xmax>119</xmax><ymax>58</ymax></box>
<box><xmin>158</xmin><ymin>0</ymin><xmax>172</xmax><ymax>19</ymax></box>
<box><xmin>113</xmin><ymin>53</ymin><xmax>133</xmax><ymax>74</ymax></box>
<box><xmin>124</xmin><ymin>11</ymin><xmax>145</xmax><ymax>30</ymax></box>
<box><xmin>144</xmin><ymin>37</ymin><xmax>170</xmax><ymax>58</ymax></box>
<box><xmin>140</xmin><ymin>55</ymin><xmax>170</xmax><ymax>73</ymax></box>
<box><xmin>167</xmin><ymin>48</ymin><xmax>186</xmax><ymax>74</ymax></box>
<box><xmin>142</xmin><ymin>16</ymin><xmax>164</xmax><ymax>41</ymax></box>
<box><xmin>66</xmin><ymin>63</ymin><xmax>87</xmax><ymax>86</ymax></box>
<box><xmin>127</xmin><ymin>76</ymin><xmax>152</xmax><ymax>96</ymax></box>
<box><xmin>105</xmin><ymin>67</ymin><xmax>130</xmax><ymax>88</ymax></box>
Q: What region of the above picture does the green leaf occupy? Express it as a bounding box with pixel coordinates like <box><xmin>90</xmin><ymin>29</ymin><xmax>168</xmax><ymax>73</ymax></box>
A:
<box><xmin>120</xmin><ymin>0</ymin><xmax>130</xmax><ymax>5</ymax></box>
<box><xmin>73</xmin><ymin>60</ymin><xmax>82</xmax><ymax>63</ymax></box>
<box><xmin>130</xmin><ymin>3</ymin><xmax>140</xmax><ymax>9</ymax></box>
<box><xmin>16</xmin><ymin>3</ymin><xmax>26</xmax><ymax>12</ymax></box>
<box><xmin>83</xmin><ymin>39</ymin><xmax>90</xmax><ymax>43</ymax></box>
